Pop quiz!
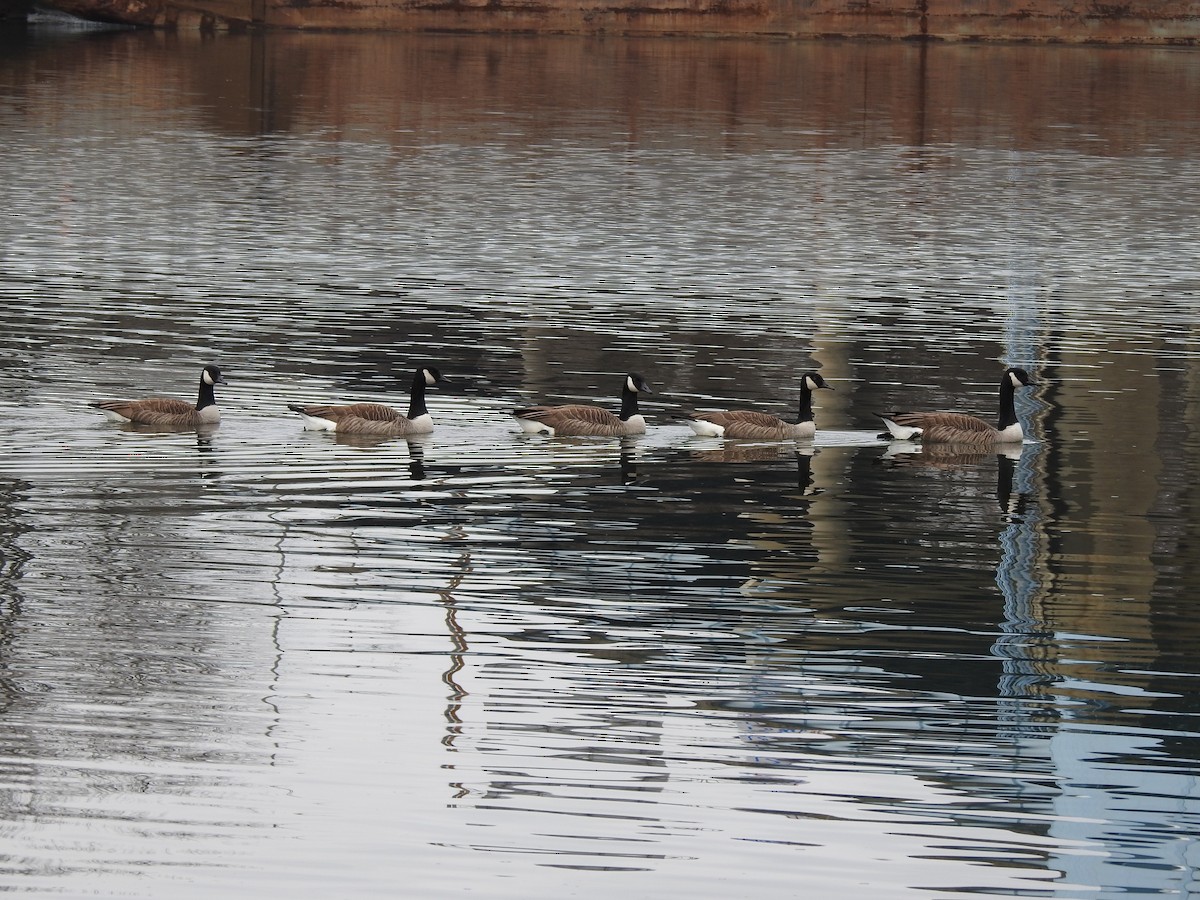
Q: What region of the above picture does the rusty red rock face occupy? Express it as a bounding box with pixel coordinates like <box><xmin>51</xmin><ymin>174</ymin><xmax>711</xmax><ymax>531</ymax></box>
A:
<box><xmin>24</xmin><ymin>0</ymin><xmax>1200</xmax><ymax>43</ymax></box>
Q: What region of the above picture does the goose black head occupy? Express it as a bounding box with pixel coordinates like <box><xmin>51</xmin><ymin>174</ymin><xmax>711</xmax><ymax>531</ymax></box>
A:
<box><xmin>1005</xmin><ymin>367</ymin><xmax>1036</xmax><ymax>388</ymax></box>
<box><xmin>419</xmin><ymin>366</ymin><xmax>447</xmax><ymax>386</ymax></box>
<box><xmin>626</xmin><ymin>373</ymin><xmax>652</xmax><ymax>395</ymax></box>
<box><xmin>801</xmin><ymin>371</ymin><xmax>833</xmax><ymax>391</ymax></box>
<box><xmin>202</xmin><ymin>365</ymin><xmax>227</xmax><ymax>386</ymax></box>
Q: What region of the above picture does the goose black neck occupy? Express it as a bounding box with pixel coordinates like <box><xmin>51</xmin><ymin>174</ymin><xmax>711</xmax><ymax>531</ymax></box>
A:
<box><xmin>619</xmin><ymin>383</ymin><xmax>641</xmax><ymax>421</ymax></box>
<box><xmin>407</xmin><ymin>370</ymin><xmax>429</xmax><ymax>419</ymax></box>
<box><xmin>196</xmin><ymin>375</ymin><xmax>217</xmax><ymax>411</ymax></box>
<box><xmin>794</xmin><ymin>383</ymin><xmax>815</xmax><ymax>424</ymax></box>
<box><xmin>996</xmin><ymin>377</ymin><xmax>1019</xmax><ymax>429</ymax></box>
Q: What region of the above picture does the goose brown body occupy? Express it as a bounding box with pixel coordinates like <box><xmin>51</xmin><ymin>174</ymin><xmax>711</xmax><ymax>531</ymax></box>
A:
<box><xmin>289</xmin><ymin>402</ymin><xmax>428</xmax><ymax>436</ymax></box>
<box><xmin>90</xmin><ymin>364</ymin><xmax>226</xmax><ymax>428</ymax></box>
<box><xmin>882</xmin><ymin>411</ymin><xmax>1010</xmax><ymax>445</ymax></box>
<box><xmin>687</xmin><ymin>372</ymin><xmax>832</xmax><ymax>440</ymax></box>
<box><xmin>688</xmin><ymin>409</ymin><xmax>815</xmax><ymax>441</ymax></box>
<box><xmin>514</xmin><ymin>373</ymin><xmax>651</xmax><ymax>437</ymax></box>
<box><xmin>289</xmin><ymin>366</ymin><xmax>445</xmax><ymax>436</ymax></box>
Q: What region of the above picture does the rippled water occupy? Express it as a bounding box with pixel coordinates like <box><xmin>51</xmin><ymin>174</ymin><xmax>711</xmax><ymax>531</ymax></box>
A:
<box><xmin>1</xmin><ymin>22</ymin><xmax>1199</xmax><ymax>899</ymax></box>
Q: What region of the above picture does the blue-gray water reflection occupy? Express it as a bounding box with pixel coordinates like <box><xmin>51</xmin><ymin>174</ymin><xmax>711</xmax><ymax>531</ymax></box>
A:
<box><xmin>1</xmin><ymin>22</ymin><xmax>1199</xmax><ymax>900</ymax></box>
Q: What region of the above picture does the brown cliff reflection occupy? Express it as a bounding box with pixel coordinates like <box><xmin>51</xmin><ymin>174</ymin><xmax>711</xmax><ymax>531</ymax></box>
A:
<box><xmin>195</xmin><ymin>36</ymin><xmax>1200</xmax><ymax>158</ymax></box>
<box><xmin>5</xmin><ymin>31</ymin><xmax>1200</xmax><ymax>159</ymax></box>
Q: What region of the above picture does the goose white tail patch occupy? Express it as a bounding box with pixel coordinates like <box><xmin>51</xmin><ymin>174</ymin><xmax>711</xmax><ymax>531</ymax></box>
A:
<box><xmin>295</xmin><ymin>411</ymin><xmax>339</xmax><ymax>431</ymax></box>
<box><xmin>881</xmin><ymin>417</ymin><xmax>922</xmax><ymax>440</ymax></box>
<box><xmin>97</xmin><ymin>408</ymin><xmax>131</xmax><ymax>424</ymax></box>
<box><xmin>882</xmin><ymin>440</ymin><xmax>923</xmax><ymax>459</ymax></box>
<box><xmin>688</xmin><ymin>419</ymin><xmax>725</xmax><ymax>437</ymax></box>
<box><xmin>516</xmin><ymin>417</ymin><xmax>554</xmax><ymax>435</ymax></box>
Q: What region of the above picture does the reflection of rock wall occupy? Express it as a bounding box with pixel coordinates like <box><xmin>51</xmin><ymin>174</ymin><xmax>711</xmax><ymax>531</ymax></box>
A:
<box><xmin>68</xmin><ymin>31</ymin><xmax>1191</xmax><ymax>164</ymax></box>
<box><xmin>37</xmin><ymin>0</ymin><xmax>1200</xmax><ymax>42</ymax></box>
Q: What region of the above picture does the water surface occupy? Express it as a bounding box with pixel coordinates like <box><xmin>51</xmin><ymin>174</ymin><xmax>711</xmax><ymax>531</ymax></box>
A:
<box><xmin>1</xmin><ymin>24</ymin><xmax>1199</xmax><ymax>899</ymax></box>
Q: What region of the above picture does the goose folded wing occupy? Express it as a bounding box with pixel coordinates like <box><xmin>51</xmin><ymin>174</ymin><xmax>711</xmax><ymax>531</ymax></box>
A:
<box><xmin>521</xmin><ymin>404</ymin><xmax>624</xmax><ymax>435</ymax></box>
<box><xmin>93</xmin><ymin>398</ymin><xmax>196</xmax><ymax>423</ymax></box>
<box><xmin>309</xmin><ymin>403</ymin><xmax>406</xmax><ymax>423</ymax></box>
<box><xmin>904</xmin><ymin>412</ymin><xmax>997</xmax><ymax>444</ymax></box>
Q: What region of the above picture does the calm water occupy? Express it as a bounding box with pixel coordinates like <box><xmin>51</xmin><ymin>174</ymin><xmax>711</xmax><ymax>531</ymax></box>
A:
<box><xmin>1</xmin><ymin>20</ymin><xmax>1200</xmax><ymax>899</ymax></box>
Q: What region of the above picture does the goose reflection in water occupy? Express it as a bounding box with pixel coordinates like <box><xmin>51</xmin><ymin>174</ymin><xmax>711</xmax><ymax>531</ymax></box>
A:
<box><xmin>678</xmin><ymin>441</ymin><xmax>828</xmax><ymax>601</ymax></box>
<box><xmin>518</xmin><ymin>433</ymin><xmax>648</xmax><ymax>485</ymax></box>
<box><xmin>618</xmin><ymin>437</ymin><xmax>642</xmax><ymax>485</ymax></box>
<box><xmin>194</xmin><ymin>428</ymin><xmax>219</xmax><ymax>461</ymax></box>
<box><xmin>880</xmin><ymin>440</ymin><xmax>1030</xmax><ymax>515</ymax></box>
<box><xmin>881</xmin><ymin>440</ymin><xmax>1022</xmax><ymax>466</ymax></box>
<box><xmin>301</xmin><ymin>428</ymin><xmax>430</xmax><ymax>481</ymax></box>
<box><xmin>688</xmin><ymin>441</ymin><xmax>820</xmax><ymax>495</ymax></box>
<box><xmin>118</xmin><ymin>420</ymin><xmax>221</xmax><ymax>438</ymax></box>
<box><xmin>336</xmin><ymin>434</ymin><xmax>429</xmax><ymax>481</ymax></box>
<box><xmin>116</xmin><ymin>421</ymin><xmax>222</xmax><ymax>471</ymax></box>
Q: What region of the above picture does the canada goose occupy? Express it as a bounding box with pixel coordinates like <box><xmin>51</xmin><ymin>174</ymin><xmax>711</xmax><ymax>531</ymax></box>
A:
<box><xmin>685</xmin><ymin>371</ymin><xmax>833</xmax><ymax>440</ymax></box>
<box><xmin>289</xmin><ymin>366</ymin><xmax>446</xmax><ymax>436</ymax></box>
<box><xmin>90</xmin><ymin>364</ymin><xmax>226</xmax><ymax>427</ymax></box>
<box><xmin>878</xmin><ymin>367</ymin><xmax>1036</xmax><ymax>445</ymax></box>
<box><xmin>513</xmin><ymin>373</ymin><xmax>651</xmax><ymax>436</ymax></box>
